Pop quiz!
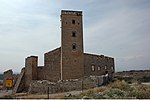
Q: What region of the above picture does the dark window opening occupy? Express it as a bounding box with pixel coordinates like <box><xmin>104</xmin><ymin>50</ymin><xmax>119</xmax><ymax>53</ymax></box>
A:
<box><xmin>105</xmin><ymin>71</ymin><xmax>108</xmax><ymax>74</ymax></box>
<box><xmin>72</xmin><ymin>44</ymin><xmax>76</xmax><ymax>50</ymax></box>
<box><xmin>72</xmin><ymin>20</ymin><xmax>75</xmax><ymax>24</ymax></box>
<box><xmin>72</xmin><ymin>32</ymin><xmax>76</xmax><ymax>37</ymax></box>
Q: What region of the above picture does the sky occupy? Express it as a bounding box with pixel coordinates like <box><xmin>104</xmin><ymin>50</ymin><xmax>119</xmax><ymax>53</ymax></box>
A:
<box><xmin>0</xmin><ymin>0</ymin><xmax>150</xmax><ymax>73</ymax></box>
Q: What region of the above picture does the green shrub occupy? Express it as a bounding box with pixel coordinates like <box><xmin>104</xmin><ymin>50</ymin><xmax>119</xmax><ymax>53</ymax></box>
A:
<box><xmin>94</xmin><ymin>86</ymin><xmax>107</xmax><ymax>93</ymax></box>
<box><xmin>0</xmin><ymin>95</ymin><xmax>13</xmax><ymax>99</ymax></box>
<box><xmin>129</xmin><ymin>89</ymin><xmax>150</xmax><ymax>99</ymax></box>
<box><xmin>79</xmin><ymin>80</ymin><xmax>150</xmax><ymax>99</ymax></box>
<box><xmin>110</xmin><ymin>80</ymin><xmax>131</xmax><ymax>91</ymax></box>
<box><xmin>93</xmin><ymin>93</ymin><xmax>105</xmax><ymax>99</ymax></box>
<box><xmin>127</xmin><ymin>84</ymin><xmax>150</xmax><ymax>99</ymax></box>
<box><xmin>80</xmin><ymin>89</ymin><xmax>94</xmax><ymax>97</ymax></box>
<box><xmin>102</xmin><ymin>88</ymin><xmax>127</xmax><ymax>99</ymax></box>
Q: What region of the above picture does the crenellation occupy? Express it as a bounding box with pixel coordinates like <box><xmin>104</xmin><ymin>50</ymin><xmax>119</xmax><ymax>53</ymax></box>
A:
<box><xmin>61</xmin><ymin>10</ymin><xmax>82</xmax><ymax>16</ymax></box>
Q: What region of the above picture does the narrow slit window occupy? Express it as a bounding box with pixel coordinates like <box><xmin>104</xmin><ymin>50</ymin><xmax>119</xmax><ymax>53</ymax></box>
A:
<box><xmin>72</xmin><ymin>32</ymin><xmax>76</xmax><ymax>37</ymax></box>
<box><xmin>72</xmin><ymin>44</ymin><xmax>76</xmax><ymax>50</ymax></box>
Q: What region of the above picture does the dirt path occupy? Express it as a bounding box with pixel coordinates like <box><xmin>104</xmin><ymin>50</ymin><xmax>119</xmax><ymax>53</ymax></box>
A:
<box><xmin>15</xmin><ymin>90</ymin><xmax>84</xmax><ymax>99</ymax></box>
<box><xmin>0</xmin><ymin>90</ymin><xmax>12</xmax><ymax>97</ymax></box>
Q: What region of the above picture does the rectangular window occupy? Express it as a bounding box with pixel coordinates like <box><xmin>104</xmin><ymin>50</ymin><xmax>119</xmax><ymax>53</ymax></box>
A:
<box><xmin>72</xmin><ymin>44</ymin><xmax>76</xmax><ymax>50</ymax></box>
<box><xmin>72</xmin><ymin>20</ymin><xmax>75</xmax><ymax>24</ymax></box>
<box><xmin>72</xmin><ymin>32</ymin><xmax>76</xmax><ymax>37</ymax></box>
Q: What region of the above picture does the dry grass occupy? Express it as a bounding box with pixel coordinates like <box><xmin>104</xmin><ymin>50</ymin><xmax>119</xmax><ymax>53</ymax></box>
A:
<box><xmin>79</xmin><ymin>80</ymin><xmax>150</xmax><ymax>99</ymax></box>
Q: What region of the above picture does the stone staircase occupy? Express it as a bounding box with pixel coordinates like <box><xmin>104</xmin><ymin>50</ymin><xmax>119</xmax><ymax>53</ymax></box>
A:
<box><xmin>13</xmin><ymin>69</ymin><xmax>25</xmax><ymax>93</ymax></box>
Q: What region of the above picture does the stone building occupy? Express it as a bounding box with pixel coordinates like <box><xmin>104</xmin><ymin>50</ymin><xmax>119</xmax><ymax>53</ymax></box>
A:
<box><xmin>13</xmin><ymin>10</ymin><xmax>115</xmax><ymax>93</ymax></box>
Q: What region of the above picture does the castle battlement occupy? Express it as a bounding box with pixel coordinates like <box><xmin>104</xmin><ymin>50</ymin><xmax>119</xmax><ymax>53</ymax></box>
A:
<box><xmin>61</xmin><ymin>10</ymin><xmax>82</xmax><ymax>16</ymax></box>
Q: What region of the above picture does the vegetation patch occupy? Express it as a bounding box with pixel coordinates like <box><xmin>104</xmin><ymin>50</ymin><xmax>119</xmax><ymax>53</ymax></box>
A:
<box><xmin>62</xmin><ymin>80</ymin><xmax>150</xmax><ymax>99</ymax></box>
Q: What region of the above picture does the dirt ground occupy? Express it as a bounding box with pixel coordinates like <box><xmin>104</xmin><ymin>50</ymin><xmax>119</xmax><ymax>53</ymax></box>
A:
<box><xmin>14</xmin><ymin>90</ymin><xmax>83</xmax><ymax>99</ymax></box>
<box><xmin>0</xmin><ymin>90</ymin><xmax>12</xmax><ymax>97</ymax></box>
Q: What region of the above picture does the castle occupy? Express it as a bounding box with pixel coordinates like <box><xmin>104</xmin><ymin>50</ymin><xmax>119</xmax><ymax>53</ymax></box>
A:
<box><xmin>4</xmin><ymin>10</ymin><xmax>115</xmax><ymax>93</ymax></box>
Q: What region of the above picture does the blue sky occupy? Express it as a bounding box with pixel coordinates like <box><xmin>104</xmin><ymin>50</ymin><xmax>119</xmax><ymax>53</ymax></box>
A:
<box><xmin>0</xmin><ymin>0</ymin><xmax>150</xmax><ymax>73</ymax></box>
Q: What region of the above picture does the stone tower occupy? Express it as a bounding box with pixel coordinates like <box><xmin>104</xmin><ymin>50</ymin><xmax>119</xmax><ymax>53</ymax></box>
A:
<box><xmin>61</xmin><ymin>10</ymin><xmax>84</xmax><ymax>80</ymax></box>
<box><xmin>25</xmin><ymin>56</ymin><xmax>38</xmax><ymax>88</ymax></box>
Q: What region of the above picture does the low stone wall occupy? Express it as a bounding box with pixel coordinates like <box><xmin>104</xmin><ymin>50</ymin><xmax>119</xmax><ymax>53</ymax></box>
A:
<box><xmin>28</xmin><ymin>75</ymin><xmax>108</xmax><ymax>94</ymax></box>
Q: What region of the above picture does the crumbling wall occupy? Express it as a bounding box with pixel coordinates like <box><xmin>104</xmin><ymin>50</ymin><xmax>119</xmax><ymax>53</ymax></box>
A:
<box><xmin>13</xmin><ymin>68</ymin><xmax>25</xmax><ymax>93</ymax></box>
<box><xmin>24</xmin><ymin>56</ymin><xmax>38</xmax><ymax>89</ymax></box>
<box><xmin>84</xmin><ymin>53</ymin><xmax>115</xmax><ymax>80</ymax></box>
<box><xmin>3</xmin><ymin>69</ymin><xmax>13</xmax><ymax>89</ymax></box>
<box><xmin>28</xmin><ymin>75</ymin><xmax>108</xmax><ymax>94</ymax></box>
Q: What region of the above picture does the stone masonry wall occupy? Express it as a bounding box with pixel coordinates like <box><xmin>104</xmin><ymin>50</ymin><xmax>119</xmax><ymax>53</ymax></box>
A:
<box><xmin>61</xmin><ymin>10</ymin><xmax>84</xmax><ymax>80</ymax></box>
<box><xmin>3</xmin><ymin>69</ymin><xmax>13</xmax><ymax>89</ymax></box>
<box><xmin>28</xmin><ymin>75</ymin><xmax>109</xmax><ymax>94</ymax></box>
<box><xmin>13</xmin><ymin>68</ymin><xmax>26</xmax><ymax>93</ymax></box>
<box><xmin>37</xmin><ymin>66</ymin><xmax>44</xmax><ymax>80</ymax></box>
<box><xmin>24</xmin><ymin>56</ymin><xmax>38</xmax><ymax>89</ymax></box>
<box><xmin>84</xmin><ymin>53</ymin><xmax>115</xmax><ymax>80</ymax></box>
<box><xmin>43</xmin><ymin>48</ymin><xmax>61</xmax><ymax>81</ymax></box>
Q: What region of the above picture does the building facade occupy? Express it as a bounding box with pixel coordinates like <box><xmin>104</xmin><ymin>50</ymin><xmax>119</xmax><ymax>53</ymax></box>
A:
<box><xmin>12</xmin><ymin>10</ymin><xmax>115</xmax><ymax>93</ymax></box>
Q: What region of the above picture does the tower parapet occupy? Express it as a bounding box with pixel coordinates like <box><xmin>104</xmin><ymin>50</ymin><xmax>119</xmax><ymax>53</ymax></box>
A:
<box><xmin>61</xmin><ymin>10</ymin><xmax>82</xmax><ymax>16</ymax></box>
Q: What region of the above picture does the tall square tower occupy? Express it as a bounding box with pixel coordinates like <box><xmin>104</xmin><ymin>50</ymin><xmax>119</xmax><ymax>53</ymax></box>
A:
<box><xmin>61</xmin><ymin>10</ymin><xmax>84</xmax><ymax>80</ymax></box>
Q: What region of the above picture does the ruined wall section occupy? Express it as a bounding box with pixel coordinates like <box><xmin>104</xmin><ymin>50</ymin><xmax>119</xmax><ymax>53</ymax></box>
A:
<box><xmin>84</xmin><ymin>53</ymin><xmax>115</xmax><ymax>80</ymax></box>
<box><xmin>3</xmin><ymin>69</ymin><xmax>13</xmax><ymax>89</ymax></box>
<box><xmin>24</xmin><ymin>56</ymin><xmax>38</xmax><ymax>89</ymax></box>
<box><xmin>28</xmin><ymin>75</ymin><xmax>109</xmax><ymax>94</ymax></box>
<box><xmin>13</xmin><ymin>68</ymin><xmax>25</xmax><ymax>93</ymax></box>
<box><xmin>43</xmin><ymin>47</ymin><xmax>61</xmax><ymax>82</ymax></box>
<box><xmin>105</xmin><ymin>56</ymin><xmax>115</xmax><ymax>80</ymax></box>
